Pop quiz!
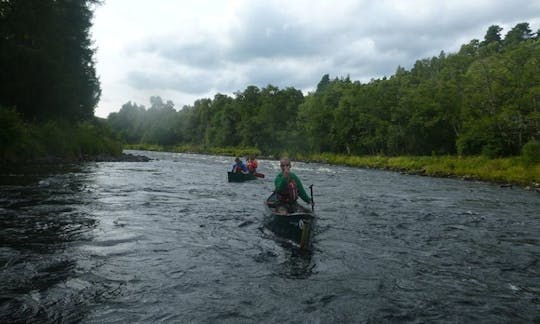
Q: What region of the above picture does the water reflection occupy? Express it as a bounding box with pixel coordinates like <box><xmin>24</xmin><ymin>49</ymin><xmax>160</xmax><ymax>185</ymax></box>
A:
<box><xmin>0</xmin><ymin>164</ymin><xmax>105</xmax><ymax>323</ymax></box>
<box><xmin>259</xmin><ymin>217</ymin><xmax>316</xmax><ymax>279</ymax></box>
<box><xmin>280</xmin><ymin>249</ymin><xmax>316</xmax><ymax>279</ymax></box>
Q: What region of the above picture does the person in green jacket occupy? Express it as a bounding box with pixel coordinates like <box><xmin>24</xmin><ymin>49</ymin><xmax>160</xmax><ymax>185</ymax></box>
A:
<box><xmin>274</xmin><ymin>157</ymin><xmax>313</xmax><ymax>209</ymax></box>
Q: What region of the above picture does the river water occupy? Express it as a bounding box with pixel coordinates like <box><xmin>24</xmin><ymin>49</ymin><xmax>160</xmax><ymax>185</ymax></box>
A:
<box><xmin>1</xmin><ymin>150</ymin><xmax>539</xmax><ymax>323</ymax></box>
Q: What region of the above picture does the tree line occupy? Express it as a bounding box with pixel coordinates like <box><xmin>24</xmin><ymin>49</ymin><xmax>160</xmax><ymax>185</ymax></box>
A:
<box><xmin>108</xmin><ymin>23</ymin><xmax>540</xmax><ymax>158</ymax></box>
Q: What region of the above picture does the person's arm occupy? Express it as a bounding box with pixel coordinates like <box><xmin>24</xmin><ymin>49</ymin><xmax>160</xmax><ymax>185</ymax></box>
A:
<box><xmin>292</xmin><ymin>173</ymin><xmax>311</xmax><ymax>204</ymax></box>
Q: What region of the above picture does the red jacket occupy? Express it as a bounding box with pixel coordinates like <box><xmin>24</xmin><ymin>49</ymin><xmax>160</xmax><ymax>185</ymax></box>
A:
<box><xmin>247</xmin><ymin>159</ymin><xmax>258</xmax><ymax>172</ymax></box>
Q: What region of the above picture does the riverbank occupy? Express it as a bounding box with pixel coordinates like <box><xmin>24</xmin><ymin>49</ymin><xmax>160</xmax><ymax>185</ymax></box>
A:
<box><xmin>124</xmin><ymin>145</ymin><xmax>539</xmax><ymax>191</ymax></box>
<box><xmin>1</xmin><ymin>111</ymin><xmax>126</xmax><ymax>164</ymax></box>
<box><xmin>0</xmin><ymin>152</ymin><xmax>151</xmax><ymax>171</ymax></box>
<box><xmin>300</xmin><ymin>153</ymin><xmax>540</xmax><ymax>191</ymax></box>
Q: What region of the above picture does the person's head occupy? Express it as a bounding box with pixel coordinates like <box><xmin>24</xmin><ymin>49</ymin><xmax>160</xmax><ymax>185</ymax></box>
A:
<box><xmin>280</xmin><ymin>157</ymin><xmax>291</xmax><ymax>170</ymax></box>
<box><xmin>235</xmin><ymin>157</ymin><xmax>240</xmax><ymax>163</ymax></box>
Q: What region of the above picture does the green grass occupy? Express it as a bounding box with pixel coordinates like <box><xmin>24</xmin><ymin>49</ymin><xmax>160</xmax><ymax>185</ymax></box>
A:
<box><xmin>307</xmin><ymin>153</ymin><xmax>539</xmax><ymax>186</ymax></box>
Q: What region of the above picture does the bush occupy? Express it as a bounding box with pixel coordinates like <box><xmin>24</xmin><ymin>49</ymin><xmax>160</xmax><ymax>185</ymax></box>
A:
<box><xmin>457</xmin><ymin>130</ymin><xmax>484</xmax><ymax>155</ymax></box>
<box><xmin>481</xmin><ymin>143</ymin><xmax>503</xmax><ymax>159</ymax></box>
<box><xmin>521</xmin><ymin>140</ymin><xmax>540</xmax><ymax>165</ymax></box>
<box><xmin>0</xmin><ymin>107</ymin><xmax>32</xmax><ymax>160</ymax></box>
<box><xmin>1</xmin><ymin>112</ymin><xmax>123</xmax><ymax>162</ymax></box>
<box><xmin>0</xmin><ymin>107</ymin><xmax>24</xmax><ymax>144</ymax></box>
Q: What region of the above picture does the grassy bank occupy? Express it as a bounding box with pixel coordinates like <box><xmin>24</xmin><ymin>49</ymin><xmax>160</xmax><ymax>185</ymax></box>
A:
<box><xmin>124</xmin><ymin>144</ymin><xmax>539</xmax><ymax>188</ymax></box>
<box><xmin>301</xmin><ymin>153</ymin><xmax>539</xmax><ymax>187</ymax></box>
<box><xmin>1</xmin><ymin>107</ymin><xmax>122</xmax><ymax>163</ymax></box>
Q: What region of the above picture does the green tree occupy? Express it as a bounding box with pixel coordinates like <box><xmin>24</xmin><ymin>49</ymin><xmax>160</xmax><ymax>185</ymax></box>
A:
<box><xmin>316</xmin><ymin>74</ymin><xmax>331</xmax><ymax>93</ymax></box>
<box><xmin>0</xmin><ymin>0</ymin><xmax>101</xmax><ymax>121</ymax></box>
<box><xmin>204</xmin><ymin>94</ymin><xmax>237</xmax><ymax>147</ymax></box>
<box><xmin>503</xmin><ymin>22</ymin><xmax>533</xmax><ymax>48</ymax></box>
<box><xmin>480</xmin><ymin>25</ymin><xmax>503</xmax><ymax>56</ymax></box>
<box><xmin>141</xmin><ymin>97</ymin><xmax>178</xmax><ymax>145</ymax></box>
<box><xmin>107</xmin><ymin>101</ymin><xmax>147</xmax><ymax>144</ymax></box>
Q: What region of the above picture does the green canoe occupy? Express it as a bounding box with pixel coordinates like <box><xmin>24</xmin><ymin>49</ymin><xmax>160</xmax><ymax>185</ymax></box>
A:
<box><xmin>227</xmin><ymin>171</ymin><xmax>260</xmax><ymax>182</ymax></box>
<box><xmin>264</xmin><ymin>191</ymin><xmax>315</xmax><ymax>249</ymax></box>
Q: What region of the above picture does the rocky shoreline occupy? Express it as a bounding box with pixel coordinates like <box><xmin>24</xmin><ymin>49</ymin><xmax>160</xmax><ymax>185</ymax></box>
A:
<box><xmin>77</xmin><ymin>152</ymin><xmax>152</xmax><ymax>162</ymax></box>
<box><xmin>1</xmin><ymin>152</ymin><xmax>151</xmax><ymax>166</ymax></box>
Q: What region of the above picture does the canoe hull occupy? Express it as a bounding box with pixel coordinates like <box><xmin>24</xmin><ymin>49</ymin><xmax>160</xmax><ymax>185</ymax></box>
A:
<box><xmin>227</xmin><ymin>171</ymin><xmax>257</xmax><ymax>182</ymax></box>
<box><xmin>264</xmin><ymin>192</ymin><xmax>315</xmax><ymax>249</ymax></box>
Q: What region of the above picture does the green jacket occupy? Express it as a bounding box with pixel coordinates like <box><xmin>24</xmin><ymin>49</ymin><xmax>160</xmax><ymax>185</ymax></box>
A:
<box><xmin>274</xmin><ymin>171</ymin><xmax>311</xmax><ymax>204</ymax></box>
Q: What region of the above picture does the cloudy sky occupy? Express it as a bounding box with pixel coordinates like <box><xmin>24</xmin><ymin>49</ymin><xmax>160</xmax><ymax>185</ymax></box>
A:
<box><xmin>90</xmin><ymin>0</ymin><xmax>540</xmax><ymax>118</ymax></box>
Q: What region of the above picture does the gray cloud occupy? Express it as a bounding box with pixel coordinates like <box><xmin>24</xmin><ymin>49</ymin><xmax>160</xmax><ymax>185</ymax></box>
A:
<box><xmin>127</xmin><ymin>69</ymin><xmax>217</xmax><ymax>94</ymax></box>
<box><xmin>226</xmin><ymin>4</ymin><xmax>325</xmax><ymax>60</ymax></box>
<box><xmin>138</xmin><ymin>37</ymin><xmax>227</xmax><ymax>70</ymax></box>
<box><xmin>96</xmin><ymin>0</ymin><xmax>540</xmax><ymax>117</ymax></box>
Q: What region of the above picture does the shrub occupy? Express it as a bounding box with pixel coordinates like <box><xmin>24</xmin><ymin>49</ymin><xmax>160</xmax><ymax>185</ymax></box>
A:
<box><xmin>0</xmin><ymin>107</ymin><xmax>32</xmax><ymax>160</ymax></box>
<box><xmin>521</xmin><ymin>140</ymin><xmax>540</xmax><ymax>165</ymax></box>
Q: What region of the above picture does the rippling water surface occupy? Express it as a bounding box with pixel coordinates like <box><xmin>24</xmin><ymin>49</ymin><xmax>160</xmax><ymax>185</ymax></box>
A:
<box><xmin>1</xmin><ymin>150</ymin><xmax>539</xmax><ymax>323</ymax></box>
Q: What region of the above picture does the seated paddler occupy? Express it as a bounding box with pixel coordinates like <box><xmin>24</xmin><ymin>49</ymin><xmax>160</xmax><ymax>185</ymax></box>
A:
<box><xmin>274</xmin><ymin>157</ymin><xmax>313</xmax><ymax>210</ymax></box>
<box><xmin>232</xmin><ymin>157</ymin><xmax>248</xmax><ymax>173</ymax></box>
<box><xmin>246</xmin><ymin>155</ymin><xmax>259</xmax><ymax>174</ymax></box>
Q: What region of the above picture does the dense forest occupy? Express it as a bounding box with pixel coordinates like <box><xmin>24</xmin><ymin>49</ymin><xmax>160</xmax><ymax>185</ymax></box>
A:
<box><xmin>1</xmin><ymin>0</ymin><xmax>122</xmax><ymax>161</ymax></box>
<box><xmin>108</xmin><ymin>22</ymin><xmax>540</xmax><ymax>160</ymax></box>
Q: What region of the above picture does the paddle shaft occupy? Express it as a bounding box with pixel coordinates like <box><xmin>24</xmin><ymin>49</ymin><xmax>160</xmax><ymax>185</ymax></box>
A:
<box><xmin>309</xmin><ymin>184</ymin><xmax>314</xmax><ymax>212</ymax></box>
<box><xmin>300</xmin><ymin>184</ymin><xmax>314</xmax><ymax>250</ymax></box>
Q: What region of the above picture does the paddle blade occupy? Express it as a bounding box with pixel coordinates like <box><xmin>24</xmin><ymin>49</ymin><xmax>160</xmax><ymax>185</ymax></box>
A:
<box><xmin>254</xmin><ymin>172</ymin><xmax>265</xmax><ymax>178</ymax></box>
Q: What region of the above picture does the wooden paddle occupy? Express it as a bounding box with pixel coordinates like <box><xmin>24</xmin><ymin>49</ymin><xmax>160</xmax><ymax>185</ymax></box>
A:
<box><xmin>254</xmin><ymin>172</ymin><xmax>265</xmax><ymax>178</ymax></box>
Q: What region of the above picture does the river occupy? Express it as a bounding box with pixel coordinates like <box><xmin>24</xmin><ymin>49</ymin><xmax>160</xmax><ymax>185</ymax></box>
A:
<box><xmin>1</xmin><ymin>150</ymin><xmax>539</xmax><ymax>323</ymax></box>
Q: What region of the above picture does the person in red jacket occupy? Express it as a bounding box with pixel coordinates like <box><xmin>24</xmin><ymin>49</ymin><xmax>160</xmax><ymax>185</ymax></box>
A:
<box><xmin>246</xmin><ymin>155</ymin><xmax>258</xmax><ymax>174</ymax></box>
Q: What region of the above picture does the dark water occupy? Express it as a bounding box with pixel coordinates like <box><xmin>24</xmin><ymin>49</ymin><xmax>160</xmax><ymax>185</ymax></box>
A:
<box><xmin>1</xmin><ymin>150</ymin><xmax>539</xmax><ymax>323</ymax></box>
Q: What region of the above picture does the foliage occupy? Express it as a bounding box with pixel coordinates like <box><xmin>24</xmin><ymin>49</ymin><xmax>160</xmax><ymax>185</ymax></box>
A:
<box><xmin>521</xmin><ymin>140</ymin><xmax>540</xmax><ymax>165</ymax></box>
<box><xmin>0</xmin><ymin>0</ymin><xmax>101</xmax><ymax>121</ymax></box>
<box><xmin>206</xmin><ymin>147</ymin><xmax>261</xmax><ymax>158</ymax></box>
<box><xmin>0</xmin><ymin>1</ymin><xmax>109</xmax><ymax>162</ymax></box>
<box><xmin>0</xmin><ymin>107</ymin><xmax>23</xmax><ymax>143</ymax></box>
<box><xmin>0</xmin><ymin>106</ymin><xmax>31</xmax><ymax>159</ymax></box>
<box><xmin>0</xmin><ymin>106</ymin><xmax>121</xmax><ymax>162</ymax></box>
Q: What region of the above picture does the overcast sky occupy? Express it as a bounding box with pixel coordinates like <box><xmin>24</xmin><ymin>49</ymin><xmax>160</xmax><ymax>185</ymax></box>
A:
<box><xmin>90</xmin><ymin>0</ymin><xmax>540</xmax><ymax>118</ymax></box>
